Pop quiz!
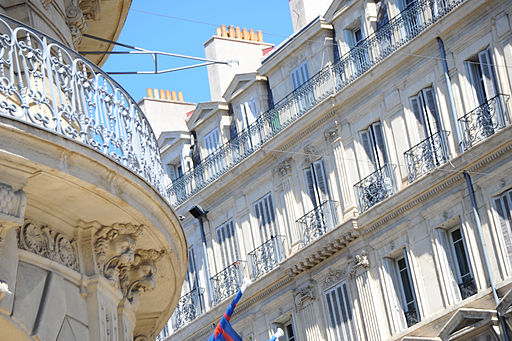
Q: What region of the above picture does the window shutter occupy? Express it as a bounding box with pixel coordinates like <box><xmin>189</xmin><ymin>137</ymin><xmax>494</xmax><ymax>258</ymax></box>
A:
<box><xmin>248</xmin><ymin>100</ymin><xmax>258</xmax><ymax>123</ymax></box>
<box><xmin>494</xmin><ymin>195</ymin><xmax>512</xmax><ymax>268</ymax></box>
<box><xmin>465</xmin><ymin>60</ymin><xmax>486</xmax><ymax>107</ymax></box>
<box><xmin>422</xmin><ymin>87</ymin><xmax>442</xmax><ymax>134</ymax></box>
<box><xmin>216</xmin><ymin>227</ymin><xmax>226</xmax><ymax>268</ymax></box>
<box><xmin>304</xmin><ymin>168</ymin><xmax>318</xmax><ymax>209</ymax></box>
<box><xmin>435</xmin><ymin>229</ymin><xmax>462</xmax><ymax>303</ymax></box>
<box><xmin>344</xmin><ymin>29</ymin><xmax>355</xmax><ymax>48</ymax></box>
<box><xmin>410</xmin><ymin>96</ymin><xmax>426</xmax><ymax>140</ymax></box>
<box><xmin>240</xmin><ymin>103</ymin><xmax>248</xmax><ymax>130</ymax></box>
<box><xmin>372</xmin><ymin>122</ymin><xmax>389</xmax><ymax>166</ymax></box>
<box><xmin>325</xmin><ymin>282</ymin><xmax>355</xmax><ymax>340</ymax></box>
<box><xmin>478</xmin><ymin>49</ymin><xmax>498</xmax><ymax>101</ymax></box>
<box><xmin>313</xmin><ymin>161</ymin><xmax>330</xmax><ymax>202</ymax></box>
<box><xmin>383</xmin><ymin>258</ymin><xmax>407</xmax><ymax>332</ymax></box>
<box><xmin>360</xmin><ymin>130</ymin><xmax>376</xmax><ymax>173</ymax></box>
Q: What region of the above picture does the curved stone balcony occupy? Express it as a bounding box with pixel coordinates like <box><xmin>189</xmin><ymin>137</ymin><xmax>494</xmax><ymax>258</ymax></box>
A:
<box><xmin>0</xmin><ymin>14</ymin><xmax>187</xmax><ymax>341</ymax></box>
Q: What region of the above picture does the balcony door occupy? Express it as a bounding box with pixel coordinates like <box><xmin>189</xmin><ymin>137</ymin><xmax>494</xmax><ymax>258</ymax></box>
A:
<box><xmin>465</xmin><ymin>48</ymin><xmax>498</xmax><ymax>108</ymax></box>
<box><xmin>216</xmin><ymin>220</ymin><xmax>239</xmax><ymax>270</ymax></box>
<box><xmin>304</xmin><ymin>160</ymin><xmax>330</xmax><ymax>210</ymax></box>
<box><xmin>254</xmin><ymin>193</ymin><xmax>278</xmax><ymax>245</ymax></box>
<box><xmin>409</xmin><ymin>87</ymin><xmax>442</xmax><ymax>142</ymax></box>
<box><xmin>359</xmin><ymin>121</ymin><xmax>388</xmax><ymax>175</ymax></box>
<box><xmin>240</xmin><ymin>99</ymin><xmax>261</xmax><ymax>148</ymax></box>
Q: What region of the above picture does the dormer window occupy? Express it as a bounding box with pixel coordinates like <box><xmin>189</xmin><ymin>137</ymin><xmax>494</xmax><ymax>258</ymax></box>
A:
<box><xmin>203</xmin><ymin>128</ymin><xmax>220</xmax><ymax>156</ymax></box>
<box><xmin>291</xmin><ymin>61</ymin><xmax>310</xmax><ymax>90</ymax></box>
<box><xmin>344</xmin><ymin>18</ymin><xmax>365</xmax><ymax>49</ymax></box>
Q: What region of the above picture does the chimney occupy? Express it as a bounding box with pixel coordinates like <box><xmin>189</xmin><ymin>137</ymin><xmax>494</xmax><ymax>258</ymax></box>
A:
<box><xmin>153</xmin><ymin>88</ymin><xmax>159</xmax><ymax>99</ymax></box>
<box><xmin>220</xmin><ymin>25</ymin><xmax>227</xmax><ymax>37</ymax></box>
<box><xmin>228</xmin><ymin>25</ymin><xmax>235</xmax><ymax>38</ymax></box>
<box><xmin>242</xmin><ymin>28</ymin><xmax>250</xmax><ymax>40</ymax></box>
<box><xmin>178</xmin><ymin>91</ymin><xmax>184</xmax><ymax>102</ymax></box>
<box><xmin>171</xmin><ymin>91</ymin><xmax>177</xmax><ymax>101</ymax></box>
<box><xmin>147</xmin><ymin>88</ymin><xmax>153</xmax><ymax>98</ymax></box>
<box><xmin>257</xmin><ymin>30</ymin><xmax>263</xmax><ymax>42</ymax></box>
<box><xmin>235</xmin><ymin>26</ymin><xmax>242</xmax><ymax>39</ymax></box>
<box><xmin>249</xmin><ymin>29</ymin><xmax>257</xmax><ymax>41</ymax></box>
<box><xmin>165</xmin><ymin>90</ymin><xmax>172</xmax><ymax>100</ymax></box>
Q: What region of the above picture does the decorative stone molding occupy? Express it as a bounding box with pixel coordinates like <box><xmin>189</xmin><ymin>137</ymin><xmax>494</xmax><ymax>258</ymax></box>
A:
<box><xmin>350</xmin><ymin>250</ymin><xmax>370</xmax><ymax>278</ymax></box>
<box><xmin>79</xmin><ymin>0</ymin><xmax>101</xmax><ymax>20</ymax></box>
<box><xmin>134</xmin><ymin>336</ymin><xmax>148</xmax><ymax>341</ymax></box>
<box><xmin>323</xmin><ymin>268</ymin><xmax>347</xmax><ymax>289</ymax></box>
<box><xmin>42</xmin><ymin>0</ymin><xmax>55</xmax><ymax>9</ymax></box>
<box><xmin>0</xmin><ymin>183</ymin><xmax>26</xmax><ymax>224</ymax></box>
<box><xmin>294</xmin><ymin>283</ymin><xmax>315</xmax><ymax>309</ymax></box>
<box><xmin>275</xmin><ymin>158</ymin><xmax>292</xmax><ymax>177</ymax></box>
<box><xmin>304</xmin><ymin>145</ymin><xmax>321</xmax><ymax>164</ymax></box>
<box><xmin>17</xmin><ymin>221</ymin><xmax>79</xmax><ymax>271</ymax></box>
<box><xmin>324</xmin><ymin>122</ymin><xmax>340</xmax><ymax>142</ymax></box>
<box><xmin>119</xmin><ymin>249</ymin><xmax>165</xmax><ymax>303</ymax></box>
<box><xmin>94</xmin><ymin>223</ymin><xmax>143</xmax><ymax>287</ymax></box>
<box><xmin>65</xmin><ymin>2</ymin><xmax>88</xmax><ymax>48</ymax></box>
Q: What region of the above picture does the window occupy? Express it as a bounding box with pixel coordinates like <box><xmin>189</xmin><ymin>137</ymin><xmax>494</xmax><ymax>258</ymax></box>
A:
<box><xmin>409</xmin><ymin>87</ymin><xmax>442</xmax><ymax>141</ymax></box>
<box><xmin>254</xmin><ymin>193</ymin><xmax>277</xmax><ymax>244</ymax></box>
<box><xmin>344</xmin><ymin>26</ymin><xmax>364</xmax><ymax>48</ymax></box>
<box><xmin>290</xmin><ymin>61</ymin><xmax>310</xmax><ymax>90</ymax></box>
<box><xmin>383</xmin><ymin>250</ymin><xmax>420</xmax><ymax>330</ymax></box>
<box><xmin>324</xmin><ymin>281</ymin><xmax>356</xmax><ymax>341</ymax></box>
<box><xmin>359</xmin><ymin>122</ymin><xmax>388</xmax><ymax>173</ymax></box>
<box><xmin>240</xmin><ymin>99</ymin><xmax>262</xmax><ymax>147</ymax></box>
<box><xmin>203</xmin><ymin>128</ymin><xmax>220</xmax><ymax>156</ymax></box>
<box><xmin>184</xmin><ymin>247</ymin><xmax>198</xmax><ymax>292</ymax></box>
<box><xmin>168</xmin><ymin>162</ymin><xmax>183</xmax><ymax>181</ymax></box>
<box><xmin>448</xmin><ymin>227</ymin><xmax>476</xmax><ymax>299</ymax></box>
<box><xmin>284</xmin><ymin>322</ymin><xmax>295</xmax><ymax>341</ymax></box>
<box><xmin>304</xmin><ymin>160</ymin><xmax>330</xmax><ymax>209</ymax></box>
<box><xmin>493</xmin><ymin>189</ymin><xmax>512</xmax><ymax>268</ymax></box>
<box><xmin>216</xmin><ymin>220</ymin><xmax>239</xmax><ymax>269</ymax></box>
<box><xmin>465</xmin><ymin>48</ymin><xmax>498</xmax><ymax>107</ymax></box>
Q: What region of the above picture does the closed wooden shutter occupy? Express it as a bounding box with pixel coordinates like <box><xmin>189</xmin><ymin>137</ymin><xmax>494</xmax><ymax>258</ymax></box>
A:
<box><xmin>478</xmin><ymin>49</ymin><xmax>498</xmax><ymax>101</ymax></box>
<box><xmin>325</xmin><ymin>281</ymin><xmax>355</xmax><ymax>341</ymax></box>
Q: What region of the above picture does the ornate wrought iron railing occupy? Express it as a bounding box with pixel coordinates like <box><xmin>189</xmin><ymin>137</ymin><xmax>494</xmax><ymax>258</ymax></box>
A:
<box><xmin>166</xmin><ymin>0</ymin><xmax>465</xmax><ymax>207</ymax></box>
<box><xmin>0</xmin><ymin>14</ymin><xmax>170</xmax><ymax>201</ymax></box>
<box><xmin>354</xmin><ymin>164</ymin><xmax>396</xmax><ymax>213</ymax></box>
<box><xmin>167</xmin><ymin>66</ymin><xmax>335</xmax><ymax>206</ymax></box>
<box><xmin>333</xmin><ymin>0</ymin><xmax>464</xmax><ymax>89</ymax></box>
<box><xmin>247</xmin><ymin>235</ymin><xmax>284</xmax><ymax>280</ymax></box>
<box><xmin>210</xmin><ymin>260</ymin><xmax>245</xmax><ymax>306</ymax></box>
<box><xmin>458</xmin><ymin>94</ymin><xmax>510</xmax><ymax>151</ymax></box>
<box><xmin>170</xmin><ymin>287</ymin><xmax>205</xmax><ymax>331</ymax></box>
<box><xmin>458</xmin><ymin>276</ymin><xmax>477</xmax><ymax>300</ymax></box>
<box><xmin>296</xmin><ymin>200</ymin><xmax>339</xmax><ymax>246</ymax></box>
<box><xmin>404</xmin><ymin>130</ymin><xmax>450</xmax><ymax>183</ymax></box>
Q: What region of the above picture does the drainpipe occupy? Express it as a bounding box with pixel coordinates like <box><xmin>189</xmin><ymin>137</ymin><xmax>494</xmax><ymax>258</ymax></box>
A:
<box><xmin>464</xmin><ymin>171</ymin><xmax>510</xmax><ymax>340</ymax></box>
<box><xmin>189</xmin><ymin>205</ymin><xmax>213</xmax><ymax>308</ymax></box>
<box><xmin>437</xmin><ymin>38</ymin><xmax>463</xmax><ymax>151</ymax></box>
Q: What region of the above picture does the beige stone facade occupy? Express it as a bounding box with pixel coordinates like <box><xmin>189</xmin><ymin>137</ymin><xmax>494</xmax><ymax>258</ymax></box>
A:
<box><xmin>156</xmin><ymin>0</ymin><xmax>512</xmax><ymax>340</ymax></box>
<box><xmin>0</xmin><ymin>2</ymin><xmax>187</xmax><ymax>341</ymax></box>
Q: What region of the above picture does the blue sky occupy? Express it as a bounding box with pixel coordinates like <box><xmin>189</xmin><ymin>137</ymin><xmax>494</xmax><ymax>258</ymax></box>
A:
<box><xmin>102</xmin><ymin>0</ymin><xmax>293</xmax><ymax>104</ymax></box>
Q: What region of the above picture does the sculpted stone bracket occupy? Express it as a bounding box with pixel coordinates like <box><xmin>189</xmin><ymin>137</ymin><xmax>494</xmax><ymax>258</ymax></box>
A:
<box><xmin>94</xmin><ymin>224</ymin><xmax>165</xmax><ymax>302</ymax></box>
<box><xmin>294</xmin><ymin>283</ymin><xmax>315</xmax><ymax>310</ymax></box>
<box><xmin>275</xmin><ymin>157</ymin><xmax>292</xmax><ymax>177</ymax></box>
<box><xmin>324</xmin><ymin>121</ymin><xmax>341</xmax><ymax>142</ymax></box>
<box><xmin>349</xmin><ymin>250</ymin><xmax>370</xmax><ymax>278</ymax></box>
<box><xmin>304</xmin><ymin>145</ymin><xmax>321</xmax><ymax>164</ymax></box>
<box><xmin>0</xmin><ymin>183</ymin><xmax>26</xmax><ymax>228</ymax></box>
<box><xmin>17</xmin><ymin>221</ymin><xmax>79</xmax><ymax>271</ymax></box>
<box><xmin>323</xmin><ymin>268</ymin><xmax>347</xmax><ymax>289</ymax></box>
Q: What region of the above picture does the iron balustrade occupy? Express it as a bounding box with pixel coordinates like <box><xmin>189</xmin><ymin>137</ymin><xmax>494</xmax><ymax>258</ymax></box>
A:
<box><xmin>210</xmin><ymin>260</ymin><xmax>245</xmax><ymax>306</ymax></box>
<box><xmin>296</xmin><ymin>200</ymin><xmax>339</xmax><ymax>246</ymax></box>
<box><xmin>404</xmin><ymin>130</ymin><xmax>450</xmax><ymax>183</ymax></box>
<box><xmin>333</xmin><ymin>0</ymin><xmax>464</xmax><ymax>90</ymax></box>
<box><xmin>171</xmin><ymin>287</ymin><xmax>205</xmax><ymax>331</ymax></box>
<box><xmin>458</xmin><ymin>277</ymin><xmax>477</xmax><ymax>300</ymax></box>
<box><xmin>0</xmin><ymin>15</ymin><xmax>170</xmax><ymax>201</ymax></box>
<box><xmin>354</xmin><ymin>164</ymin><xmax>397</xmax><ymax>213</ymax></box>
<box><xmin>166</xmin><ymin>0</ymin><xmax>465</xmax><ymax>207</ymax></box>
<box><xmin>405</xmin><ymin>309</ymin><xmax>420</xmax><ymax>328</ymax></box>
<box><xmin>458</xmin><ymin>94</ymin><xmax>510</xmax><ymax>151</ymax></box>
<box><xmin>247</xmin><ymin>235</ymin><xmax>285</xmax><ymax>280</ymax></box>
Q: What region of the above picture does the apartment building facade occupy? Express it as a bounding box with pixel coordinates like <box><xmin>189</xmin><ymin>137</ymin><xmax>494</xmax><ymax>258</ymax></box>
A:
<box><xmin>0</xmin><ymin>1</ymin><xmax>187</xmax><ymax>341</ymax></box>
<box><xmin>158</xmin><ymin>0</ymin><xmax>512</xmax><ymax>339</ymax></box>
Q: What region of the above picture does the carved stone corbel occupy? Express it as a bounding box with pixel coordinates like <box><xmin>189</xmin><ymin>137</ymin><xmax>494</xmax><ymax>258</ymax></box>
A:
<box><xmin>119</xmin><ymin>249</ymin><xmax>165</xmax><ymax>303</ymax></box>
<box><xmin>65</xmin><ymin>1</ymin><xmax>88</xmax><ymax>48</ymax></box>
<box><xmin>42</xmin><ymin>0</ymin><xmax>55</xmax><ymax>9</ymax></box>
<box><xmin>275</xmin><ymin>158</ymin><xmax>292</xmax><ymax>177</ymax></box>
<box><xmin>324</xmin><ymin>122</ymin><xmax>341</xmax><ymax>142</ymax></box>
<box><xmin>294</xmin><ymin>283</ymin><xmax>315</xmax><ymax>309</ymax></box>
<box><xmin>349</xmin><ymin>250</ymin><xmax>370</xmax><ymax>278</ymax></box>
<box><xmin>94</xmin><ymin>224</ymin><xmax>143</xmax><ymax>286</ymax></box>
<box><xmin>0</xmin><ymin>183</ymin><xmax>26</xmax><ymax>227</ymax></box>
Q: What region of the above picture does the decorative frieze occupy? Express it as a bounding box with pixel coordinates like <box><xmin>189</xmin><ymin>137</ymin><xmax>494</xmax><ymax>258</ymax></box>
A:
<box><xmin>119</xmin><ymin>249</ymin><xmax>165</xmax><ymax>303</ymax></box>
<box><xmin>17</xmin><ymin>221</ymin><xmax>79</xmax><ymax>271</ymax></box>
<box><xmin>94</xmin><ymin>223</ymin><xmax>143</xmax><ymax>287</ymax></box>
<box><xmin>323</xmin><ymin>268</ymin><xmax>347</xmax><ymax>289</ymax></box>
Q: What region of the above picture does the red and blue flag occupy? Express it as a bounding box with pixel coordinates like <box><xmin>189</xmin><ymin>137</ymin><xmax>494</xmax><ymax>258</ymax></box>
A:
<box><xmin>208</xmin><ymin>279</ymin><xmax>249</xmax><ymax>341</ymax></box>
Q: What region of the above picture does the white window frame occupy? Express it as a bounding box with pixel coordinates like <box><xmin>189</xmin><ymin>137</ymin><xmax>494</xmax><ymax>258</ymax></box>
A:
<box><xmin>216</xmin><ymin>220</ymin><xmax>239</xmax><ymax>270</ymax></box>
<box><xmin>395</xmin><ymin>252</ymin><xmax>420</xmax><ymax>327</ymax></box>
<box><xmin>447</xmin><ymin>226</ymin><xmax>475</xmax><ymax>296</ymax></box>
<box><xmin>324</xmin><ymin>280</ymin><xmax>356</xmax><ymax>341</ymax></box>
<box><xmin>184</xmin><ymin>247</ymin><xmax>198</xmax><ymax>292</ymax></box>
<box><xmin>290</xmin><ymin>61</ymin><xmax>310</xmax><ymax>90</ymax></box>
<box><xmin>254</xmin><ymin>193</ymin><xmax>277</xmax><ymax>245</ymax></box>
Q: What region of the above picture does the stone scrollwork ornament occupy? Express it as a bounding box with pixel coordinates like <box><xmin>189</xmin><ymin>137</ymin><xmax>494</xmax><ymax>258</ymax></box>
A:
<box><xmin>275</xmin><ymin>158</ymin><xmax>292</xmax><ymax>177</ymax></box>
<box><xmin>94</xmin><ymin>223</ymin><xmax>143</xmax><ymax>287</ymax></box>
<box><xmin>349</xmin><ymin>250</ymin><xmax>370</xmax><ymax>278</ymax></box>
<box><xmin>17</xmin><ymin>221</ymin><xmax>79</xmax><ymax>271</ymax></box>
<box><xmin>119</xmin><ymin>249</ymin><xmax>165</xmax><ymax>303</ymax></box>
<box><xmin>65</xmin><ymin>1</ymin><xmax>88</xmax><ymax>48</ymax></box>
<box><xmin>323</xmin><ymin>268</ymin><xmax>347</xmax><ymax>289</ymax></box>
<box><xmin>294</xmin><ymin>283</ymin><xmax>315</xmax><ymax>309</ymax></box>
